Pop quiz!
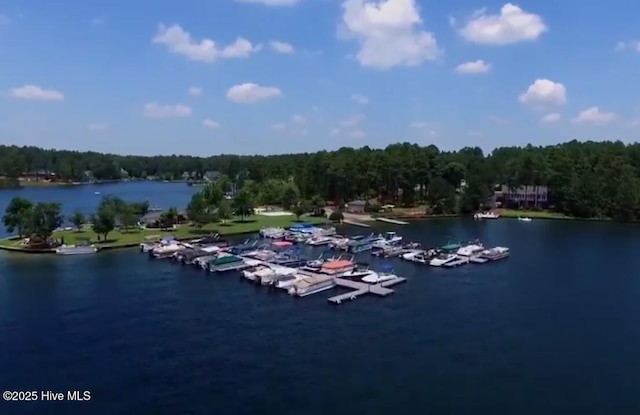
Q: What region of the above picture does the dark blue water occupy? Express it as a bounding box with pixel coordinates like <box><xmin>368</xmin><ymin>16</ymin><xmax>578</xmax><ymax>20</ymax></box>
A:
<box><xmin>1</xmin><ymin>185</ymin><xmax>640</xmax><ymax>414</ymax></box>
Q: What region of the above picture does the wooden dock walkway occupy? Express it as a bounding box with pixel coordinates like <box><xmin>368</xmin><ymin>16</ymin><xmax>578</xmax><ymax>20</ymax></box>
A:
<box><xmin>341</xmin><ymin>219</ymin><xmax>371</xmax><ymax>228</ymax></box>
<box><xmin>375</xmin><ymin>217</ymin><xmax>409</xmax><ymax>225</ymax></box>
<box><xmin>328</xmin><ymin>277</ymin><xmax>407</xmax><ymax>304</ymax></box>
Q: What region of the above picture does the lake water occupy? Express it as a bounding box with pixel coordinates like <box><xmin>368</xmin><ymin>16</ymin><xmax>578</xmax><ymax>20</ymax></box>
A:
<box><xmin>1</xmin><ymin>184</ymin><xmax>640</xmax><ymax>414</ymax></box>
<box><xmin>0</xmin><ymin>182</ymin><xmax>199</xmax><ymax>233</ymax></box>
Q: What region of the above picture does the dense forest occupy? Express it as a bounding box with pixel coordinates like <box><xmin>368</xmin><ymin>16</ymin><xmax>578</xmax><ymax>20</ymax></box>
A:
<box><xmin>1</xmin><ymin>140</ymin><xmax>640</xmax><ymax>220</ymax></box>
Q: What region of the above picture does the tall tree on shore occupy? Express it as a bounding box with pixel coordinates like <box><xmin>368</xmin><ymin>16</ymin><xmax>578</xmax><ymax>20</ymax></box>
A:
<box><xmin>92</xmin><ymin>209</ymin><xmax>116</xmax><ymax>241</ymax></box>
<box><xmin>160</xmin><ymin>207</ymin><xmax>179</xmax><ymax>229</ymax></box>
<box><xmin>71</xmin><ymin>211</ymin><xmax>85</xmax><ymax>231</ymax></box>
<box><xmin>232</xmin><ymin>188</ymin><xmax>254</xmax><ymax>221</ymax></box>
<box><xmin>2</xmin><ymin>197</ymin><xmax>33</xmax><ymax>237</ymax></box>
<box><xmin>186</xmin><ymin>193</ymin><xmax>213</xmax><ymax>229</ymax></box>
<box><xmin>217</xmin><ymin>200</ymin><xmax>232</xmax><ymax>224</ymax></box>
<box><xmin>29</xmin><ymin>203</ymin><xmax>64</xmax><ymax>240</ymax></box>
<box><xmin>202</xmin><ymin>182</ymin><xmax>223</xmax><ymax>207</ymax></box>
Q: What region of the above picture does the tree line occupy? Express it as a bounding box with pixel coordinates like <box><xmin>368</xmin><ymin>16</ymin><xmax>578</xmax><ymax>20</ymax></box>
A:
<box><xmin>2</xmin><ymin>140</ymin><xmax>640</xmax><ymax>220</ymax></box>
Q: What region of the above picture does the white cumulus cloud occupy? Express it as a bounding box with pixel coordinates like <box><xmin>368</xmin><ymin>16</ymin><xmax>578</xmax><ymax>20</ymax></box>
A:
<box><xmin>269</xmin><ymin>41</ymin><xmax>295</xmax><ymax>54</ymax></box>
<box><xmin>572</xmin><ymin>107</ymin><xmax>618</xmax><ymax>125</ymax></box>
<box><xmin>10</xmin><ymin>85</ymin><xmax>64</xmax><ymax>101</ymax></box>
<box><xmin>351</xmin><ymin>93</ymin><xmax>369</xmax><ymax>104</ymax></box>
<box><xmin>340</xmin><ymin>0</ymin><xmax>441</xmax><ymax>69</ymax></box>
<box><xmin>614</xmin><ymin>40</ymin><xmax>640</xmax><ymax>52</ymax></box>
<box><xmin>153</xmin><ymin>24</ymin><xmax>260</xmax><ymax>62</ymax></box>
<box><xmin>459</xmin><ymin>3</ymin><xmax>547</xmax><ymax>45</ymax></box>
<box><xmin>188</xmin><ymin>87</ymin><xmax>202</xmax><ymax>96</ymax></box>
<box><xmin>519</xmin><ymin>79</ymin><xmax>566</xmax><ymax>107</ymax></box>
<box><xmin>202</xmin><ymin>118</ymin><xmax>220</xmax><ymax>129</ymax></box>
<box><xmin>226</xmin><ymin>83</ymin><xmax>282</xmax><ymax>103</ymax></box>
<box><xmin>541</xmin><ymin>113</ymin><xmax>561</xmax><ymax>123</ymax></box>
<box><xmin>143</xmin><ymin>102</ymin><xmax>192</xmax><ymax>118</ymax></box>
<box><xmin>455</xmin><ymin>59</ymin><xmax>491</xmax><ymax>74</ymax></box>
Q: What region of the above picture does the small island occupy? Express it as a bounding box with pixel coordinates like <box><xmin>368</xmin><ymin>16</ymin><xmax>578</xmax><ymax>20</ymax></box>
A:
<box><xmin>0</xmin><ymin>178</ymin><xmax>329</xmax><ymax>254</ymax></box>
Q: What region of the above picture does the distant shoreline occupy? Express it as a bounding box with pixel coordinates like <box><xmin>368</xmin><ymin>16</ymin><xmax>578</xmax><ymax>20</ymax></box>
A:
<box><xmin>0</xmin><ymin>178</ymin><xmax>198</xmax><ymax>190</ymax></box>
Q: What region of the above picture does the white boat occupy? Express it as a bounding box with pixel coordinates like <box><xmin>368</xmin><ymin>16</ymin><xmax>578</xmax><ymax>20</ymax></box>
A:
<box><xmin>362</xmin><ymin>265</ymin><xmax>399</xmax><ymax>283</ymax></box>
<box><xmin>275</xmin><ymin>273</ymin><xmax>303</xmax><ymax>290</ymax></box>
<box><xmin>479</xmin><ymin>246</ymin><xmax>510</xmax><ymax>261</ymax></box>
<box><xmin>518</xmin><ymin>217</ymin><xmax>532</xmax><ymax>222</ymax></box>
<box><xmin>94</xmin><ymin>191</ymin><xmax>101</xmax><ymax>195</ymax></box>
<box><xmin>56</xmin><ymin>244</ymin><xmax>98</xmax><ymax>255</ymax></box>
<box><xmin>242</xmin><ymin>263</ymin><xmax>272</xmax><ymax>281</ymax></box>
<box><xmin>456</xmin><ymin>241</ymin><xmax>485</xmax><ymax>257</ymax></box>
<box><xmin>151</xmin><ymin>242</ymin><xmax>183</xmax><ymax>258</ymax></box>
<box><xmin>373</xmin><ymin>231</ymin><xmax>403</xmax><ymax>248</ymax></box>
<box><xmin>328</xmin><ymin>236</ymin><xmax>350</xmax><ymax>250</ymax></box>
<box><xmin>306</xmin><ymin>235</ymin><xmax>334</xmax><ymax>246</ymax></box>
<box><xmin>342</xmin><ymin>264</ymin><xmax>373</xmax><ymax>279</ymax></box>
<box><xmin>402</xmin><ymin>249</ymin><xmax>435</xmax><ymax>264</ymax></box>
<box><xmin>313</xmin><ymin>226</ymin><xmax>336</xmax><ymax>236</ymax></box>
<box><xmin>259</xmin><ymin>266</ymin><xmax>297</xmax><ymax>286</ymax></box>
<box><xmin>429</xmin><ymin>252</ymin><xmax>459</xmax><ymax>267</ymax></box>
<box><xmin>259</xmin><ymin>227</ymin><xmax>286</xmax><ymax>238</ymax></box>
<box><xmin>474</xmin><ymin>211</ymin><xmax>500</xmax><ymax>219</ymax></box>
<box><xmin>288</xmin><ymin>274</ymin><xmax>335</xmax><ymax>297</ymax></box>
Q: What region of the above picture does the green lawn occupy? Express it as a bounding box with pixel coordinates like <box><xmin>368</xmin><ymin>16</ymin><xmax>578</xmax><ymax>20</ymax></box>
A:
<box><xmin>497</xmin><ymin>209</ymin><xmax>567</xmax><ymax>219</ymax></box>
<box><xmin>0</xmin><ymin>214</ymin><xmax>328</xmax><ymax>250</ymax></box>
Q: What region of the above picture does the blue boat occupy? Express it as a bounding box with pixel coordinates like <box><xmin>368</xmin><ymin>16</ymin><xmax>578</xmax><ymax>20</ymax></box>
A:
<box><xmin>228</xmin><ymin>239</ymin><xmax>260</xmax><ymax>255</ymax></box>
<box><xmin>346</xmin><ymin>233</ymin><xmax>382</xmax><ymax>254</ymax></box>
<box><xmin>271</xmin><ymin>247</ymin><xmax>308</xmax><ymax>267</ymax></box>
<box><xmin>289</xmin><ymin>222</ymin><xmax>314</xmax><ymax>230</ymax></box>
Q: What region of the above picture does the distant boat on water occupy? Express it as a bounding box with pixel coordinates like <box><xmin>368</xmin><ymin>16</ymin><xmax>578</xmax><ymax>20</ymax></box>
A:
<box><xmin>94</xmin><ymin>191</ymin><xmax>101</xmax><ymax>195</ymax></box>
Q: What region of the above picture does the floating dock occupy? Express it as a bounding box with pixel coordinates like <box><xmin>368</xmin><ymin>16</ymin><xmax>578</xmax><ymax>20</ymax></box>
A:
<box><xmin>341</xmin><ymin>219</ymin><xmax>371</xmax><ymax>228</ymax></box>
<box><xmin>375</xmin><ymin>217</ymin><xmax>409</xmax><ymax>225</ymax></box>
<box><xmin>328</xmin><ymin>277</ymin><xmax>407</xmax><ymax>304</ymax></box>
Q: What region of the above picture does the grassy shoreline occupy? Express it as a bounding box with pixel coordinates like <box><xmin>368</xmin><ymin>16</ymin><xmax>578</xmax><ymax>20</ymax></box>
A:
<box><xmin>496</xmin><ymin>209</ymin><xmax>567</xmax><ymax>219</ymax></box>
<box><xmin>0</xmin><ymin>215</ymin><xmax>328</xmax><ymax>254</ymax></box>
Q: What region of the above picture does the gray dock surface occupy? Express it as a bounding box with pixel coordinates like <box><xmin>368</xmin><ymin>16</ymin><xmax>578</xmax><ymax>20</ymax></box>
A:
<box><xmin>328</xmin><ymin>277</ymin><xmax>407</xmax><ymax>304</ymax></box>
<box><xmin>341</xmin><ymin>219</ymin><xmax>371</xmax><ymax>228</ymax></box>
<box><xmin>375</xmin><ymin>217</ymin><xmax>409</xmax><ymax>225</ymax></box>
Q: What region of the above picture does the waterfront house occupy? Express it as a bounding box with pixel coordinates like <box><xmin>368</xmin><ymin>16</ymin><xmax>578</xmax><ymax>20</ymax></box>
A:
<box><xmin>203</xmin><ymin>170</ymin><xmax>221</xmax><ymax>182</ymax></box>
<box><xmin>496</xmin><ymin>185</ymin><xmax>549</xmax><ymax>208</ymax></box>
<box><xmin>346</xmin><ymin>200</ymin><xmax>367</xmax><ymax>214</ymax></box>
<box><xmin>21</xmin><ymin>169</ymin><xmax>56</xmax><ymax>182</ymax></box>
<box><xmin>82</xmin><ymin>170</ymin><xmax>95</xmax><ymax>183</ymax></box>
<box><xmin>141</xmin><ymin>211</ymin><xmax>188</xmax><ymax>228</ymax></box>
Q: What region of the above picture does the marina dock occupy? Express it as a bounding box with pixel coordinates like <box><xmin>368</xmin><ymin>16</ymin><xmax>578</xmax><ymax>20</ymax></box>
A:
<box><xmin>375</xmin><ymin>217</ymin><xmax>409</xmax><ymax>225</ymax></box>
<box><xmin>328</xmin><ymin>277</ymin><xmax>407</xmax><ymax>304</ymax></box>
<box><xmin>342</xmin><ymin>219</ymin><xmax>371</xmax><ymax>228</ymax></box>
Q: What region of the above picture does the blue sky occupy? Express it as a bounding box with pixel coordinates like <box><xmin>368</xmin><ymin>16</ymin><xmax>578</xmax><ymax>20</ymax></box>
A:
<box><xmin>0</xmin><ymin>0</ymin><xmax>639</xmax><ymax>156</ymax></box>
